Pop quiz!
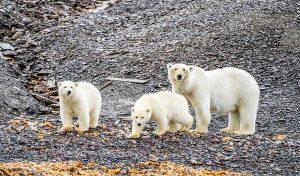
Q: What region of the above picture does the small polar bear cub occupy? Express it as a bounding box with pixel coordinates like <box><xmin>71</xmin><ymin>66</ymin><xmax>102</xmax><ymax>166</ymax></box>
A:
<box><xmin>167</xmin><ymin>63</ymin><xmax>260</xmax><ymax>135</ymax></box>
<box><xmin>128</xmin><ymin>91</ymin><xmax>193</xmax><ymax>138</ymax></box>
<box><xmin>58</xmin><ymin>81</ymin><xmax>102</xmax><ymax>132</ymax></box>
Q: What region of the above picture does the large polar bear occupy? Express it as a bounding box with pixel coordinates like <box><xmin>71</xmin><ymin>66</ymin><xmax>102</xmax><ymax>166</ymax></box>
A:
<box><xmin>128</xmin><ymin>91</ymin><xmax>193</xmax><ymax>138</ymax></box>
<box><xmin>58</xmin><ymin>81</ymin><xmax>102</xmax><ymax>132</ymax></box>
<box><xmin>167</xmin><ymin>63</ymin><xmax>260</xmax><ymax>135</ymax></box>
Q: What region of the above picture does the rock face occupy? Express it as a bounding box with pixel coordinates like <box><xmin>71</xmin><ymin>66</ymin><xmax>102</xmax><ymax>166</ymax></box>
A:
<box><xmin>0</xmin><ymin>59</ymin><xmax>41</xmax><ymax>118</ymax></box>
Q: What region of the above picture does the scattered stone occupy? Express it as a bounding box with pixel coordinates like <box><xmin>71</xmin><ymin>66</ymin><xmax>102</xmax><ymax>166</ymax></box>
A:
<box><xmin>2</xmin><ymin>50</ymin><xmax>16</xmax><ymax>57</ymax></box>
<box><xmin>190</xmin><ymin>157</ymin><xmax>198</xmax><ymax>165</ymax></box>
<box><xmin>11</xmin><ymin>31</ymin><xmax>23</xmax><ymax>40</ymax></box>
<box><xmin>0</xmin><ymin>43</ymin><xmax>14</xmax><ymax>50</ymax></box>
<box><xmin>16</xmin><ymin>38</ymin><xmax>27</xmax><ymax>44</ymax></box>
<box><xmin>149</xmin><ymin>154</ymin><xmax>158</xmax><ymax>162</ymax></box>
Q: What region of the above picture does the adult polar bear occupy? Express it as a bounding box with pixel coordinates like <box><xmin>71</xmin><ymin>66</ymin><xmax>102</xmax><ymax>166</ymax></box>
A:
<box><xmin>167</xmin><ymin>63</ymin><xmax>260</xmax><ymax>135</ymax></box>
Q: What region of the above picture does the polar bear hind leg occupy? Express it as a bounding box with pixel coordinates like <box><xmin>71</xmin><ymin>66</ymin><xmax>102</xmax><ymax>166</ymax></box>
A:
<box><xmin>90</xmin><ymin>109</ymin><xmax>100</xmax><ymax>128</ymax></box>
<box><xmin>234</xmin><ymin>103</ymin><xmax>257</xmax><ymax>135</ymax></box>
<box><xmin>169</xmin><ymin>122</ymin><xmax>181</xmax><ymax>132</ymax></box>
<box><xmin>174</xmin><ymin>113</ymin><xmax>193</xmax><ymax>131</ymax></box>
<box><xmin>221</xmin><ymin>110</ymin><xmax>240</xmax><ymax>133</ymax></box>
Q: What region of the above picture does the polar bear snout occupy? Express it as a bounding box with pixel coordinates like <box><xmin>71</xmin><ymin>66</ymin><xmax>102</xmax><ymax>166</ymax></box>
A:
<box><xmin>137</xmin><ymin>123</ymin><xmax>141</xmax><ymax>126</ymax></box>
<box><xmin>177</xmin><ymin>74</ymin><xmax>183</xmax><ymax>81</ymax></box>
<box><xmin>63</xmin><ymin>88</ymin><xmax>75</xmax><ymax>97</ymax></box>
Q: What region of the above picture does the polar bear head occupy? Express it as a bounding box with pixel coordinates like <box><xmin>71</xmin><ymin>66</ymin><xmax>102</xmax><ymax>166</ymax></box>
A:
<box><xmin>130</xmin><ymin>107</ymin><xmax>152</xmax><ymax>130</ymax></box>
<box><xmin>167</xmin><ymin>63</ymin><xmax>193</xmax><ymax>83</ymax></box>
<box><xmin>58</xmin><ymin>81</ymin><xmax>78</xmax><ymax>99</ymax></box>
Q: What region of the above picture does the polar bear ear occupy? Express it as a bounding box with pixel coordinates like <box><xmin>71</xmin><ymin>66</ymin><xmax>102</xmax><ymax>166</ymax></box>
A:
<box><xmin>57</xmin><ymin>82</ymin><xmax>62</xmax><ymax>87</ymax></box>
<box><xmin>167</xmin><ymin>63</ymin><xmax>173</xmax><ymax>70</ymax></box>
<box><xmin>131</xmin><ymin>107</ymin><xmax>134</xmax><ymax>112</ymax></box>
<box><xmin>146</xmin><ymin>109</ymin><xmax>151</xmax><ymax>114</ymax></box>
<box><xmin>189</xmin><ymin>66</ymin><xmax>194</xmax><ymax>71</ymax></box>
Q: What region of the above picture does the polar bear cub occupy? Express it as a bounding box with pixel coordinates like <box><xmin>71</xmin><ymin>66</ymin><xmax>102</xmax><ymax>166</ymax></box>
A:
<box><xmin>128</xmin><ymin>91</ymin><xmax>193</xmax><ymax>138</ymax></box>
<box><xmin>167</xmin><ymin>63</ymin><xmax>260</xmax><ymax>135</ymax></box>
<box><xmin>58</xmin><ymin>81</ymin><xmax>102</xmax><ymax>132</ymax></box>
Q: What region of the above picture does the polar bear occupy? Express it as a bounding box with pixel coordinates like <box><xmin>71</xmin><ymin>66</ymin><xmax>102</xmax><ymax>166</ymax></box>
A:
<box><xmin>128</xmin><ymin>91</ymin><xmax>193</xmax><ymax>138</ymax></box>
<box><xmin>58</xmin><ymin>81</ymin><xmax>102</xmax><ymax>132</ymax></box>
<box><xmin>167</xmin><ymin>63</ymin><xmax>260</xmax><ymax>135</ymax></box>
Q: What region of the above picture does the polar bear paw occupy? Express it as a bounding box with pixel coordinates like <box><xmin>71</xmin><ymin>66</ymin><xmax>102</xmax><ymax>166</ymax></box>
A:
<box><xmin>74</xmin><ymin>121</ymin><xmax>79</xmax><ymax>126</ymax></box>
<box><xmin>61</xmin><ymin>126</ymin><xmax>73</xmax><ymax>132</ymax></box>
<box><xmin>169</xmin><ymin>124</ymin><xmax>179</xmax><ymax>132</ymax></box>
<box><xmin>220</xmin><ymin>127</ymin><xmax>236</xmax><ymax>134</ymax></box>
<box><xmin>233</xmin><ymin>130</ymin><xmax>254</xmax><ymax>135</ymax></box>
<box><xmin>193</xmin><ymin>126</ymin><xmax>208</xmax><ymax>133</ymax></box>
<box><xmin>153</xmin><ymin>130</ymin><xmax>167</xmax><ymax>136</ymax></box>
<box><xmin>76</xmin><ymin>127</ymin><xmax>89</xmax><ymax>133</ymax></box>
<box><xmin>179</xmin><ymin>125</ymin><xmax>190</xmax><ymax>132</ymax></box>
<box><xmin>128</xmin><ymin>132</ymin><xmax>140</xmax><ymax>139</ymax></box>
<box><xmin>89</xmin><ymin>124</ymin><xmax>98</xmax><ymax>129</ymax></box>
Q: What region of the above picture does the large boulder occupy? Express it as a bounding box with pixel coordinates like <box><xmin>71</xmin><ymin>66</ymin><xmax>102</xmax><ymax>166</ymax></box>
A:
<box><xmin>0</xmin><ymin>58</ymin><xmax>41</xmax><ymax>119</ymax></box>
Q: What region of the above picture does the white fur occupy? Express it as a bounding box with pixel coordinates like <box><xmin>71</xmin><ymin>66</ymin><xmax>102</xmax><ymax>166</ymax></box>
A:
<box><xmin>58</xmin><ymin>81</ymin><xmax>102</xmax><ymax>132</ymax></box>
<box><xmin>128</xmin><ymin>91</ymin><xmax>193</xmax><ymax>138</ymax></box>
<box><xmin>168</xmin><ymin>63</ymin><xmax>260</xmax><ymax>135</ymax></box>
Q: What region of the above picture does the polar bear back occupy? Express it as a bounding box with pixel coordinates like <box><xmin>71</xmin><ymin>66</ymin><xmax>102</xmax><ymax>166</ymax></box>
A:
<box><xmin>154</xmin><ymin>91</ymin><xmax>189</xmax><ymax>112</ymax></box>
<box><xmin>77</xmin><ymin>82</ymin><xmax>102</xmax><ymax>111</ymax></box>
<box><xmin>137</xmin><ymin>91</ymin><xmax>189</xmax><ymax>121</ymax></box>
<box><xmin>206</xmin><ymin>67</ymin><xmax>259</xmax><ymax>113</ymax></box>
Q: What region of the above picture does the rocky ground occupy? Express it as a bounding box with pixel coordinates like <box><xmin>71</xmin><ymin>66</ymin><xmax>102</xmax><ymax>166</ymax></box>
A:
<box><xmin>0</xmin><ymin>0</ymin><xmax>299</xmax><ymax>175</ymax></box>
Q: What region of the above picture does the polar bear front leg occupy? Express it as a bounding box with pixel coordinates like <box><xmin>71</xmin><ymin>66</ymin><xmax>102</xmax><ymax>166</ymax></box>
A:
<box><xmin>221</xmin><ymin>111</ymin><xmax>240</xmax><ymax>133</ymax></box>
<box><xmin>194</xmin><ymin>99</ymin><xmax>211</xmax><ymax>133</ymax></box>
<box><xmin>128</xmin><ymin>123</ymin><xmax>142</xmax><ymax>138</ymax></box>
<box><xmin>60</xmin><ymin>109</ymin><xmax>73</xmax><ymax>132</ymax></box>
<box><xmin>77</xmin><ymin>112</ymin><xmax>90</xmax><ymax>132</ymax></box>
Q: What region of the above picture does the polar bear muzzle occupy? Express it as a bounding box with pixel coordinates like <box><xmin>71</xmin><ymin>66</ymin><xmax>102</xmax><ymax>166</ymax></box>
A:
<box><xmin>177</xmin><ymin>74</ymin><xmax>183</xmax><ymax>81</ymax></box>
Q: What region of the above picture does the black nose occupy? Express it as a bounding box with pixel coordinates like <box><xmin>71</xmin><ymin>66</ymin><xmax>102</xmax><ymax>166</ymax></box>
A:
<box><xmin>177</xmin><ymin>74</ymin><xmax>182</xmax><ymax>80</ymax></box>
<box><xmin>67</xmin><ymin>90</ymin><xmax>71</xmax><ymax>95</ymax></box>
<box><xmin>137</xmin><ymin>123</ymin><xmax>141</xmax><ymax>126</ymax></box>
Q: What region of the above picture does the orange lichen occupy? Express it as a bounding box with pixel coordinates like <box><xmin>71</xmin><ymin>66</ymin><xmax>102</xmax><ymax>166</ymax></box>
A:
<box><xmin>40</xmin><ymin>122</ymin><xmax>55</xmax><ymax>129</ymax></box>
<box><xmin>222</xmin><ymin>136</ymin><xmax>233</xmax><ymax>142</ymax></box>
<box><xmin>0</xmin><ymin>161</ymin><xmax>250</xmax><ymax>176</ymax></box>
<box><xmin>272</xmin><ymin>134</ymin><xmax>287</xmax><ymax>140</ymax></box>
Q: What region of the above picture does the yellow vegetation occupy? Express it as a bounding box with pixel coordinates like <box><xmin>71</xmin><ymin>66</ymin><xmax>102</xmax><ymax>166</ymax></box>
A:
<box><xmin>0</xmin><ymin>161</ymin><xmax>250</xmax><ymax>176</ymax></box>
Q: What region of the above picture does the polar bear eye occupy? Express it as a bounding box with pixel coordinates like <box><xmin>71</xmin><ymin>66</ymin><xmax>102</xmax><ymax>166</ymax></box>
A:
<box><xmin>136</xmin><ymin>116</ymin><xmax>138</xmax><ymax>119</ymax></box>
<box><xmin>183</xmin><ymin>69</ymin><xmax>186</xmax><ymax>71</ymax></box>
<box><xmin>64</xmin><ymin>86</ymin><xmax>67</xmax><ymax>88</ymax></box>
<box><xmin>174</xmin><ymin>68</ymin><xmax>178</xmax><ymax>71</ymax></box>
<box><xmin>141</xmin><ymin>116</ymin><xmax>144</xmax><ymax>119</ymax></box>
